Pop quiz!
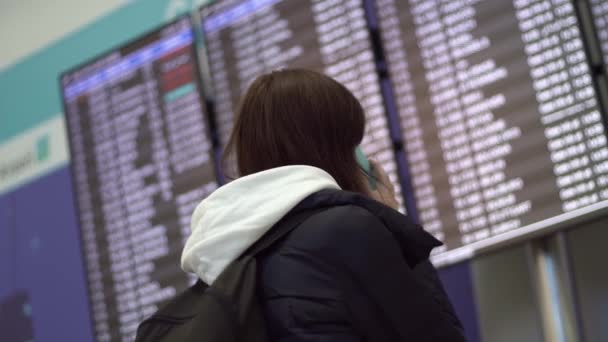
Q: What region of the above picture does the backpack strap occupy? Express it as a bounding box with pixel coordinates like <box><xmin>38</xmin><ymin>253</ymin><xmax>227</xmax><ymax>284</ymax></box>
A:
<box><xmin>242</xmin><ymin>207</ymin><xmax>327</xmax><ymax>258</ymax></box>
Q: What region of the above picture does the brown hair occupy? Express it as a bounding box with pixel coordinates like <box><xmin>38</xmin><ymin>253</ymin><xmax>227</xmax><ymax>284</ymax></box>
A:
<box><xmin>223</xmin><ymin>69</ymin><xmax>369</xmax><ymax>194</ymax></box>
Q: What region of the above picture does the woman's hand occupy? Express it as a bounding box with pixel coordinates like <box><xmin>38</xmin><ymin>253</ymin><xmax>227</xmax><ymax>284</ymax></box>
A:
<box><xmin>367</xmin><ymin>160</ymin><xmax>400</xmax><ymax>210</ymax></box>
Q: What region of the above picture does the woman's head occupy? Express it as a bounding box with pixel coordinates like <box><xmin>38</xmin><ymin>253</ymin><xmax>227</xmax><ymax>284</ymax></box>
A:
<box><xmin>223</xmin><ymin>68</ymin><xmax>368</xmax><ymax>194</ymax></box>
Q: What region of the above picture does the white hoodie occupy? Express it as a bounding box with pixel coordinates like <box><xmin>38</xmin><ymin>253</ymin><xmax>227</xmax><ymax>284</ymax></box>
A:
<box><xmin>181</xmin><ymin>165</ymin><xmax>341</xmax><ymax>285</ymax></box>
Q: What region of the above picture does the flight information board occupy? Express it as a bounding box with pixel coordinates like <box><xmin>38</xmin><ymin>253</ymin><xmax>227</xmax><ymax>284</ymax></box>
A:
<box><xmin>200</xmin><ymin>0</ymin><xmax>404</xmax><ymax>207</ymax></box>
<box><xmin>60</xmin><ymin>18</ymin><xmax>218</xmax><ymax>341</ymax></box>
<box><xmin>374</xmin><ymin>0</ymin><xmax>608</xmax><ymax>264</ymax></box>
<box><xmin>589</xmin><ymin>0</ymin><xmax>608</xmax><ymax>67</ymax></box>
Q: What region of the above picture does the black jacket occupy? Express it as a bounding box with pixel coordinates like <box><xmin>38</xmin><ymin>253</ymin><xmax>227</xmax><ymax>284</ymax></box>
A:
<box><xmin>257</xmin><ymin>189</ymin><xmax>466</xmax><ymax>341</ymax></box>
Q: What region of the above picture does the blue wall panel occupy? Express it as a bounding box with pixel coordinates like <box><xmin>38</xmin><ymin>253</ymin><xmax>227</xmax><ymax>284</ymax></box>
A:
<box><xmin>0</xmin><ymin>193</ymin><xmax>16</xmax><ymax>299</ymax></box>
<box><xmin>438</xmin><ymin>261</ymin><xmax>481</xmax><ymax>342</ymax></box>
<box><xmin>12</xmin><ymin>166</ymin><xmax>93</xmax><ymax>342</ymax></box>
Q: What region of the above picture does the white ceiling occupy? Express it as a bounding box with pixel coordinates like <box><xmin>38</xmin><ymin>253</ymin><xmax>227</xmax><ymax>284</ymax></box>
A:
<box><xmin>0</xmin><ymin>0</ymin><xmax>129</xmax><ymax>72</ymax></box>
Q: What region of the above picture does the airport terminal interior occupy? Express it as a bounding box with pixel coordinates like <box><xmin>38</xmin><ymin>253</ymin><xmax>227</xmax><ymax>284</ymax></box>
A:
<box><xmin>1</xmin><ymin>0</ymin><xmax>608</xmax><ymax>341</ymax></box>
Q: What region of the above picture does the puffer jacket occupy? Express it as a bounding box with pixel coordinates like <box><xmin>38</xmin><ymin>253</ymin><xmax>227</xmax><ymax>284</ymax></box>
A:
<box><xmin>181</xmin><ymin>166</ymin><xmax>466</xmax><ymax>341</ymax></box>
<box><xmin>257</xmin><ymin>189</ymin><xmax>467</xmax><ymax>341</ymax></box>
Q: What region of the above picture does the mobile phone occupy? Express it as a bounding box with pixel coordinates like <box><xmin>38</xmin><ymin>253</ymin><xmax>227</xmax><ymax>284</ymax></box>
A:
<box><xmin>355</xmin><ymin>147</ymin><xmax>377</xmax><ymax>190</ymax></box>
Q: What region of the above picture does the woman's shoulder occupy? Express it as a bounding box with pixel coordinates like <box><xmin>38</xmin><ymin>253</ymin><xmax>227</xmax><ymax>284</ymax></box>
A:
<box><xmin>278</xmin><ymin>204</ymin><xmax>391</xmax><ymax>255</ymax></box>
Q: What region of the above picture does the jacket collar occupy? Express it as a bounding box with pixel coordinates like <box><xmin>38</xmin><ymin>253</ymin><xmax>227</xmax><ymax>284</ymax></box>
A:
<box><xmin>291</xmin><ymin>189</ymin><xmax>442</xmax><ymax>267</ymax></box>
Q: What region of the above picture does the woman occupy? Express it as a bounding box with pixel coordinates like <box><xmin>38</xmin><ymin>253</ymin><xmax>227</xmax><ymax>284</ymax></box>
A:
<box><xmin>181</xmin><ymin>69</ymin><xmax>466</xmax><ymax>341</ymax></box>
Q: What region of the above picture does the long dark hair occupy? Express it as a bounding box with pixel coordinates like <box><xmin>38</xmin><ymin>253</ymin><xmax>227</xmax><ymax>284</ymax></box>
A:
<box><xmin>223</xmin><ymin>69</ymin><xmax>368</xmax><ymax>194</ymax></box>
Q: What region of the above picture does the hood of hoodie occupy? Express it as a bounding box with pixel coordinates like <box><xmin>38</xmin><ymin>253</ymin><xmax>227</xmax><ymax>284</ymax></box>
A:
<box><xmin>181</xmin><ymin>165</ymin><xmax>341</xmax><ymax>284</ymax></box>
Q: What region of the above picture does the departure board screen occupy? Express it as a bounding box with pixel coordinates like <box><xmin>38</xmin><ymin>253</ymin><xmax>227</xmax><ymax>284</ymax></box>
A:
<box><xmin>200</xmin><ymin>0</ymin><xmax>404</xmax><ymax>207</ymax></box>
<box><xmin>589</xmin><ymin>0</ymin><xmax>608</xmax><ymax>66</ymax></box>
<box><xmin>60</xmin><ymin>18</ymin><xmax>218</xmax><ymax>341</ymax></box>
<box><xmin>375</xmin><ymin>0</ymin><xmax>608</xmax><ymax>264</ymax></box>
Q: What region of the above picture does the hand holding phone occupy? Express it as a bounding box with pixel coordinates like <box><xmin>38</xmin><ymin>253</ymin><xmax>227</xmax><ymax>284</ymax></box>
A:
<box><xmin>355</xmin><ymin>147</ymin><xmax>377</xmax><ymax>190</ymax></box>
<box><xmin>355</xmin><ymin>147</ymin><xmax>399</xmax><ymax>210</ymax></box>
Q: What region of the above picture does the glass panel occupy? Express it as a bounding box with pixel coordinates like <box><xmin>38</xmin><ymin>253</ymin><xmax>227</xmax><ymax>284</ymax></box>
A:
<box><xmin>567</xmin><ymin>217</ymin><xmax>608</xmax><ymax>342</ymax></box>
<box><xmin>472</xmin><ymin>245</ymin><xmax>544</xmax><ymax>342</ymax></box>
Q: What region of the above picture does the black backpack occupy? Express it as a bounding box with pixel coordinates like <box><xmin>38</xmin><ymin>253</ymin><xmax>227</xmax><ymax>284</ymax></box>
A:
<box><xmin>135</xmin><ymin>208</ymin><xmax>323</xmax><ymax>342</ymax></box>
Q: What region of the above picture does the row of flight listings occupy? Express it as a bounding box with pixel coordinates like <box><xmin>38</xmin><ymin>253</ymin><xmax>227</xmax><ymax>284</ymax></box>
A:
<box><xmin>59</xmin><ymin>0</ymin><xmax>608</xmax><ymax>341</ymax></box>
